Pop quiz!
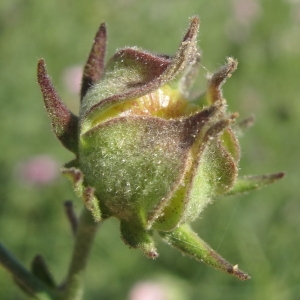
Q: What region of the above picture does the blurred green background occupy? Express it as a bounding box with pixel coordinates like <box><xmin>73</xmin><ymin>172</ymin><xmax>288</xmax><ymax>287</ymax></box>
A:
<box><xmin>0</xmin><ymin>0</ymin><xmax>299</xmax><ymax>299</ymax></box>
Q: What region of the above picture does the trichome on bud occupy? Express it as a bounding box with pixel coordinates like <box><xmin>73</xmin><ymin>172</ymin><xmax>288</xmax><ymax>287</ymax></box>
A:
<box><xmin>37</xmin><ymin>16</ymin><xmax>284</xmax><ymax>280</ymax></box>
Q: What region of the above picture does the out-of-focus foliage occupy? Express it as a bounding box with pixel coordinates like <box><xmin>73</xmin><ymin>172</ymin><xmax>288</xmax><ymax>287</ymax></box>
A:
<box><xmin>0</xmin><ymin>0</ymin><xmax>299</xmax><ymax>299</ymax></box>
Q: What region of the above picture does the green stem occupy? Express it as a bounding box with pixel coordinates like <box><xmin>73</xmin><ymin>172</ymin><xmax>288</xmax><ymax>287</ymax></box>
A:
<box><xmin>0</xmin><ymin>242</ymin><xmax>58</xmax><ymax>300</ymax></box>
<box><xmin>64</xmin><ymin>207</ymin><xmax>100</xmax><ymax>300</ymax></box>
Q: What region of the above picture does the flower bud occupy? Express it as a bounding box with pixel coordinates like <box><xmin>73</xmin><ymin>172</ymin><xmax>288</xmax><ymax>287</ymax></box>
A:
<box><xmin>37</xmin><ymin>17</ymin><xmax>284</xmax><ymax>280</ymax></box>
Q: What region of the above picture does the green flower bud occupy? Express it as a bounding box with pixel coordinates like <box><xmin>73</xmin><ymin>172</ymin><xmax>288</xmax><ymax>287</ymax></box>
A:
<box><xmin>37</xmin><ymin>16</ymin><xmax>284</xmax><ymax>280</ymax></box>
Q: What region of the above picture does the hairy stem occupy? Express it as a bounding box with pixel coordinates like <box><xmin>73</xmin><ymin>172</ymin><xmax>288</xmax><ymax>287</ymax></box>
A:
<box><xmin>0</xmin><ymin>243</ymin><xmax>58</xmax><ymax>300</ymax></box>
<box><xmin>64</xmin><ymin>208</ymin><xmax>100</xmax><ymax>300</ymax></box>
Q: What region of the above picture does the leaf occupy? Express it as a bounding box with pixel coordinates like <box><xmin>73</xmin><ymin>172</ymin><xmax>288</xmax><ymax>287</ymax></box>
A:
<box><xmin>160</xmin><ymin>224</ymin><xmax>250</xmax><ymax>280</ymax></box>
<box><xmin>226</xmin><ymin>172</ymin><xmax>285</xmax><ymax>196</ymax></box>
<box><xmin>31</xmin><ymin>255</ymin><xmax>56</xmax><ymax>289</ymax></box>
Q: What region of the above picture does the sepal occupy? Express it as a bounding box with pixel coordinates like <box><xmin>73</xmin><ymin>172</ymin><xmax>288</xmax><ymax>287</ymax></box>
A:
<box><xmin>159</xmin><ymin>224</ymin><xmax>250</xmax><ymax>280</ymax></box>
<box><xmin>120</xmin><ymin>221</ymin><xmax>158</xmax><ymax>259</ymax></box>
<box><xmin>62</xmin><ymin>165</ymin><xmax>102</xmax><ymax>222</ymax></box>
<box><xmin>206</xmin><ymin>57</ymin><xmax>238</xmax><ymax>104</ymax></box>
<box><xmin>81</xmin><ymin>23</ymin><xmax>107</xmax><ymax>100</ymax></box>
<box><xmin>226</xmin><ymin>172</ymin><xmax>285</xmax><ymax>196</ymax></box>
<box><xmin>37</xmin><ymin>59</ymin><xmax>79</xmax><ymax>154</ymax></box>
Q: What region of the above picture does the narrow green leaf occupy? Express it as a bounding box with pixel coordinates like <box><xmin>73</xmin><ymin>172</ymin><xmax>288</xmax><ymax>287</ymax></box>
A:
<box><xmin>159</xmin><ymin>224</ymin><xmax>250</xmax><ymax>280</ymax></box>
<box><xmin>226</xmin><ymin>172</ymin><xmax>285</xmax><ymax>196</ymax></box>
<box><xmin>31</xmin><ymin>255</ymin><xmax>56</xmax><ymax>289</ymax></box>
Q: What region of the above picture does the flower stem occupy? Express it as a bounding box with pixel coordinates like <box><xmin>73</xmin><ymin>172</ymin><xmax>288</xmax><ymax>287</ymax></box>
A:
<box><xmin>0</xmin><ymin>242</ymin><xmax>58</xmax><ymax>300</ymax></box>
<box><xmin>63</xmin><ymin>207</ymin><xmax>100</xmax><ymax>300</ymax></box>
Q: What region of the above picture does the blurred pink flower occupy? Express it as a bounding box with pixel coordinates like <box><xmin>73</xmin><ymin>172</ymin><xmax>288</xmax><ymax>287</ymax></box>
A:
<box><xmin>16</xmin><ymin>155</ymin><xmax>59</xmax><ymax>186</ymax></box>
<box><xmin>129</xmin><ymin>281</ymin><xmax>167</xmax><ymax>300</ymax></box>
<box><xmin>62</xmin><ymin>65</ymin><xmax>83</xmax><ymax>95</ymax></box>
<box><xmin>231</xmin><ymin>0</ymin><xmax>261</xmax><ymax>27</ymax></box>
<box><xmin>226</xmin><ymin>0</ymin><xmax>262</xmax><ymax>43</ymax></box>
